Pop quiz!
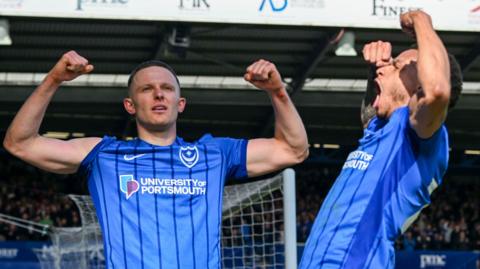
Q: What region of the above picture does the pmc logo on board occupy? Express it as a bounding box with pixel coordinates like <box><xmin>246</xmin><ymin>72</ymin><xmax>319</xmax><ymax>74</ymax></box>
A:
<box><xmin>76</xmin><ymin>0</ymin><xmax>129</xmax><ymax>11</ymax></box>
<box><xmin>420</xmin><ymin>255</ymin><xmax>446</xmax><ymax>268</ymax></box>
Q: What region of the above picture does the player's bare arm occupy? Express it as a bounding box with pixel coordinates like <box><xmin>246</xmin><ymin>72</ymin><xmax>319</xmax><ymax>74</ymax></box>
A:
<box><xmin>3</xmin><ymin>51</ymin><xmax>101</xmax><ymax>174</ymax></box>
<box><xmin>244</xmin><ymin>59</ymin><xmax>309</xmax><ymax>177</ymax></box>
<box><xmin>404</xmin><ymin>11</ymin><xmax>451</xmax><ymax>138</ymax></box>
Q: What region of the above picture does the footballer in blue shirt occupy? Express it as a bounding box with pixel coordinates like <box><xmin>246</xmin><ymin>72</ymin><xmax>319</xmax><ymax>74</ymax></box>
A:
<box><xmin>299</xmin><ymin>11</ymin><xmax>463</xmax><ymax>269</ymax></box>
<box><xmin>3</xmin><ymin>50</ymin><xmax>309</xmax><ymax>268</ymax></box>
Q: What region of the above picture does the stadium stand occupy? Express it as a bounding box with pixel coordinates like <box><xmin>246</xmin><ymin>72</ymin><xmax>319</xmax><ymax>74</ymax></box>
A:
<box><xmin>1</xmin><ymin>151</ymin><xmax>479</xmax><ymax>252</ymax></box>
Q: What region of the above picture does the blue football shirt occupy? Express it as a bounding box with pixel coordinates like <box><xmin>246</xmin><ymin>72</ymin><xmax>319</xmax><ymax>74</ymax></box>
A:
<box><xmin>80</xmin><ymin>134</ymin><xmax>247</xmax><ymax>269</ymax></box>
<box><xmin>300</xmin><ymin>106</ymin><xmax>449</xmax><ymax>269</ymax></box>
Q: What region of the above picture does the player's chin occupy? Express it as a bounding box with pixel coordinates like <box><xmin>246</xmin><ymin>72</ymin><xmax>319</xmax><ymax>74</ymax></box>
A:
<box><xmin>144</xmin><ymin>121</ymin><xmax>171</xmax><ymax>132</ymax></box>
<box><xmin>150</xmin><ymin>117</ymin><xmax>171</xmax><ymax>126</ymax></box>
<box><xmin>375</xmin><ymin>109</ymin><xmax>386</xmax><ymax>119</ymax></box>
<box><xmin>154</xmin><ymin>116</ymin><xmax>178</xmax><ymax>127</ymax></box>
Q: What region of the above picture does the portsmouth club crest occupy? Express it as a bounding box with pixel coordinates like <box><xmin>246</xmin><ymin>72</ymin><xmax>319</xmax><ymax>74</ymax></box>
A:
<box><xmin>119</xmin><ymin>175</ymin><xmax>139</xmax><ymax>199</ymax></box>
<box><xmin>179</xmin><ymin>146</ymin><xmax>199</xmax><ymax>168</ymax></box>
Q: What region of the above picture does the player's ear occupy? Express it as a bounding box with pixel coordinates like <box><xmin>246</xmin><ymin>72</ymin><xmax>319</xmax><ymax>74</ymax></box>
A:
<box><xmin>178</xmin><ymin>97</ymin><xmax>186</xmax><ymax>113</ymax></box>
<box><xmin>123</xmin><ymin>98</ymin><xmax>136</xmax><ymax>115</ymax></box>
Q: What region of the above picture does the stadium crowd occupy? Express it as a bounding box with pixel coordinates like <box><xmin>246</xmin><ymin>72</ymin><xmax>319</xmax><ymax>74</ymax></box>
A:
<box><xmin>1</xmin><ymin>152</ymin><xmax>479</xmax><ymax>251</ymax></box>
<box><xmin>393</xmin><ymin>180</ymin><xmax>480</xmax><ymax>251</ymax></box>
<box><xmin>0</xmin><ymin>155</ymin><xmax>82</xmax><ymax>241</ymax></box>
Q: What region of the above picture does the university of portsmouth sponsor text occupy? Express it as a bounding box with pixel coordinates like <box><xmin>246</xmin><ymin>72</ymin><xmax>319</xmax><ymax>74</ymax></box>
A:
<box><xmin>140</xmin><ymin>178</ymin><xmax>207</xmax><ymax>195</ymax></box>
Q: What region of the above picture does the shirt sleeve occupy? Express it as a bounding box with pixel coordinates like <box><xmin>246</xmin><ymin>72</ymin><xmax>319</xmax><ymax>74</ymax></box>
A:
<box><xmin>214</xmin><ymin>137</ymin><xmax>248</xmax><ymax>180</ymax></box>
<box><xmin>406</xmin><ymin>116</ymin><xmax>449</xmax><ymax>186</ymax></box>
<box><xmin>78</xmin><ymin>136</ymin><xmax>116</xmax><ymax>175</ymax></box>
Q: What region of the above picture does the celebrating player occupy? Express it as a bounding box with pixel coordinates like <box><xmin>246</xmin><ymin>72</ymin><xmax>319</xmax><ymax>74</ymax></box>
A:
<box><xmin>3</xmin><ymin>55</ymin><xmax>309</xmax><ymax>268</ymax></box>
<box><xmin>300</xmin><ymin>10</ymin><xmax>462</xmax><ymax>269</ymax></box>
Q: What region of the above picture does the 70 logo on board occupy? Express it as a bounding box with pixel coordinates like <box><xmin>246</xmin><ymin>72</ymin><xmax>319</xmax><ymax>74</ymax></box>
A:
<box><xmin>259</xmin><ymin>0</ymin><xmax>288</xmax><ymax>12</ymax></box>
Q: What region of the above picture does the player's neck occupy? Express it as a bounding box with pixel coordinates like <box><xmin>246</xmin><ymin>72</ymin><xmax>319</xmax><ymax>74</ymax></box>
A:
<box><xmin>136</xmin><ymin>124</ymin><xmax>178</xmax><ymax>146</ymax></box>
<box><xmin>386</xmin><ymin>101</ymin><xmax>408</xmax><ymax>119</ymax></box>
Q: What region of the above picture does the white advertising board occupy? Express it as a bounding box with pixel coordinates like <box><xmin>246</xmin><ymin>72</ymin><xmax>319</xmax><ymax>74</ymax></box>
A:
<box><xmin>0</xmin><ymin>0</ymin><xmax>479</xmax><ymax>32</ymax></box>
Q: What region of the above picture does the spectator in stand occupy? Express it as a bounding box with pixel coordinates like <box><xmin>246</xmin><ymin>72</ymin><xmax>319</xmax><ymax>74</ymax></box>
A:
<box><xmin>472</xmin><ymin>222</ymin><xmax>480</xmax><ymax>250</ymax></box>
<box><xmin>403</xmin><ymin>231</ymin><xmax>416</xmax><ymax>251</ymax></box>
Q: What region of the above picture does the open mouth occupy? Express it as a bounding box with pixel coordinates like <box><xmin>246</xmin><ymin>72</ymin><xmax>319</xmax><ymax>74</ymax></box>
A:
<box><xmin>372</xmin><ymin>79</ymin><xmax>382</xmax><ymax>108</ymax></box>
<box><xmin>374</xmin><ymin>79</ymin><xmax>382</xmax><ymax>95</ymax></box>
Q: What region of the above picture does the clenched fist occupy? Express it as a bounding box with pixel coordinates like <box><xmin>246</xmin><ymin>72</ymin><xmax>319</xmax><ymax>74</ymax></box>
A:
<box><xmin>362</xmin><ymin>41</ymin><xmax>393</xmax><ymax>68</ymax></box>
<box><xmin>244</xmin><ymin>59</ymin><xmax>285</xmax><ymax>93</ymax></box>
<box><xmin>400</xmin><ymin>10</ymin><xmax>433</xmax><ymax>38</ymax></box>
<box><xmin>47</xmin><ymin>50</ymin><xmax>94</xmax><ymax>85</ymax></box>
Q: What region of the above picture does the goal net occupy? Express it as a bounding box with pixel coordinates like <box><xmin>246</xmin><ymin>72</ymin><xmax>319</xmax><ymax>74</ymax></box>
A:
<box><xmin>34</xmin><ymin>169</ymin><xmax>297</xmax><ymax>269</ymax></box>
<box><xmin>33</xmin><ymin>195</ymin><xmax>104</xmax><ymax>269</ymax></box>
<box><xmin>221</xmin><ymin>169</ymin><xmax>296</xmax><ymax>269</ymax></box>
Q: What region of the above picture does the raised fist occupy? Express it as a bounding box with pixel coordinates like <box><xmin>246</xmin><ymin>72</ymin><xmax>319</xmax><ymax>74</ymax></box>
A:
<box><xmin>47</xmin><ymin>50</ymin><xmax>94</xmax><ymax>84</ymax></box>
<box><xmin>362</xmin><ymin>41</ymin><xmax>393</xmax><ymax>68</ymax></box>
<box><xmin>400</xmin><ymin>10</ymin><xmax>433</xmax><ymax>38</ymax></box>
<box><xmin>244</xmin><ymin>59</ymin><xmax>284</xmax><ymax>93</ymax></box>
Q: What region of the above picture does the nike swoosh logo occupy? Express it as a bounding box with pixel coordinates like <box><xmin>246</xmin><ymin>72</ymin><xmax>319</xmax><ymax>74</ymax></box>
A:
<box><xmin>123</xmin><ymin>154</ymin><xmax>146</xmax><ymax>161</ymax></box>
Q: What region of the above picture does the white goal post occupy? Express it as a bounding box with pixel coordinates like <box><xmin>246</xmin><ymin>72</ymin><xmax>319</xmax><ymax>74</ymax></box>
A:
<box><xmin>221</xmin><ymin>168</ymin><xmax>297</xmax><ymax>269</ymax></box>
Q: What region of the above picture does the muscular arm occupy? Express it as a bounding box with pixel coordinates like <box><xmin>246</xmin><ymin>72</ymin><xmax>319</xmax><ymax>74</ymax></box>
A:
<box><xmin>3</xmin><ymin>51</ymin><xmax>100</xmax><ymax>174</ymax></box>
<box><xmin>403</xmin><ymin>11</ymin><xmax>451</xmax><ymax>138</ymax></box>
<box><xmin>244</xmin><ymin>60</ymin><xmax>309</xmax><ymax>177</ymax></box>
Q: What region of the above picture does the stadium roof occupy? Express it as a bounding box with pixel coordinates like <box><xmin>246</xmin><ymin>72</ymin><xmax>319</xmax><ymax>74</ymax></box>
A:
<box><xmin>0</xmin><ymin>17</ymin><xmax>479</xmax><ymax>149</ymax></box>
